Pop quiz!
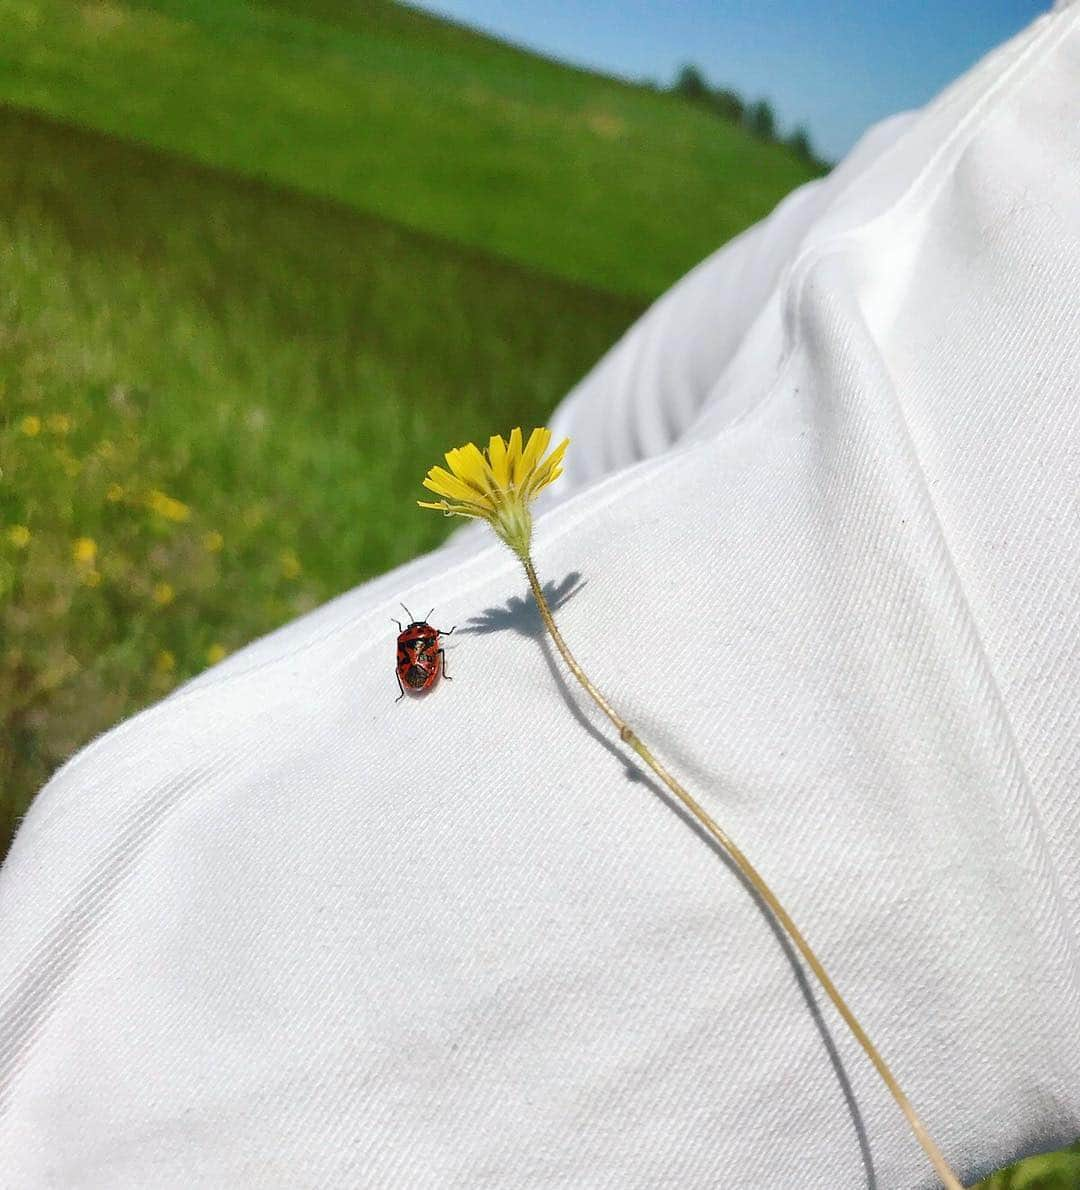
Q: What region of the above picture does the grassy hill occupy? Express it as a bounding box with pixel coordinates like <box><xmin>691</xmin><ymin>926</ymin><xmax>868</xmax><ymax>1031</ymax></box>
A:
<box><xmin>0</xmin><ymin>0</ymin><xmax>820</xmax><ymax>299</ymax></box>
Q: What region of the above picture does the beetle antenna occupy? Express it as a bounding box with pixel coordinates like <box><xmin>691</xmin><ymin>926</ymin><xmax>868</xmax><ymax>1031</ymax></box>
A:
<box><xmin>424</xmin><ymin>607</ymin><xmax>435</xmax><ymax>623</ymax></box>
<box><xmin>400</xmin><ymin>603</ymin><xmax>414</xmax><ymax>623</ymax></box>
<box><xmin>392</xmin><ymin>618</ymin><xmax>403</xmax><ymax>632</ymax></box>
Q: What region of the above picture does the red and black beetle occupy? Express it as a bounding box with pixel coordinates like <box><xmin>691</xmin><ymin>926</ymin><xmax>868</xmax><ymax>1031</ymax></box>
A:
<box><xmin>393</xmin><ymin>605</ymin><xmax>455</xmax><ymax>701</ymax></box>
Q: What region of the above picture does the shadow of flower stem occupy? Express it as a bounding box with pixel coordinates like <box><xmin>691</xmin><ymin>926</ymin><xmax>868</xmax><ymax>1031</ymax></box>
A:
<box><xmin>520</xmin><ymin>551</ymin><xmax>963</xmax><ymax>1190</ymax></box>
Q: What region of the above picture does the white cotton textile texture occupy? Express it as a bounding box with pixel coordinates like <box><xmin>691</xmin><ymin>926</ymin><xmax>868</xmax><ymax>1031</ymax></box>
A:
<box><xmin>2</xmin><ymin>7</ymin><xmax>1080</xmax><ymax>1189</ymax></box>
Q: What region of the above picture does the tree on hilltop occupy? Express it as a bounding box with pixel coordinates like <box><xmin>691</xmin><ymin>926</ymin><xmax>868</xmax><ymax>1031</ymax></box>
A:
<box><xmin>673</xmin><ymin>64</ymin><xmax>709</xmax><ymax>104</ymax></box>
<box><xmin>710</xmin><ymin>87</ymin><xmax>744</xmax><ymax>123</ymax></box>
<box><xmin>745</xmin><ymin>99</ymin><xmax>776</xmax><ymax>141</ymax></box>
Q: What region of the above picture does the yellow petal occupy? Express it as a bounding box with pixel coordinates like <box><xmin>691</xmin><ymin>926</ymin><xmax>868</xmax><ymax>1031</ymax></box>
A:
<box><xmin>442</xmin><ymin>446</ymin><xmax>474</xmax><ymax>485</ymax></box>
<box><xmin>444</xmin><ymin>442</ymin><xmax>487</xmax><ymax>485</ymax></box>
<box><xmin>423</xmin><ymin>467</ymin><xmax>491</xmax><ymax>506</ymax></box>
<box><xmin>523</xmin><ymin>436</ymin><xmax>568</xmax><ymax>496</ymax></box>
<box><xmin>526</xmin><ymin>464</ymin><xmax>561</xmax><ymax>499</ymax></box>
<box><xmin>487</xmin><ymin>434</ymin><xmax>510</xmax><ymax>488</ymax></box>
<box><xmin>505</xmin><ymin>427</ymin><xmax>523</xmax><ymax>483</ymax></box>
<box><xmin>515</xmin><ymin>427</ymin><xmax>551</xmax><ymax>488</ymax></box>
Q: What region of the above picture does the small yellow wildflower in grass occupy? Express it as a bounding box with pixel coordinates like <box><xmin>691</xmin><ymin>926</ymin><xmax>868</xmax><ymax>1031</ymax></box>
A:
<box><xmin>206</xmin><ymin>643</ymin><xmax>227</xmax><ymax>665</ymax></box>
<box><xmin>58</xmin><ymin>451</ymin><xmax>81</xmax><ymax>478</ymax></box>
<box><xmin>7</xmin><ymin>525</ymin><xmax>31</xmax><ymax>549</ymax></box>
<box><xmin>418</xmin><ymin>426</ymin><xmax>568</xmax><ymax>559</ymax></box>
<box><xmin>46</xmin><ymin>413</ymin><xmax>72</xmax><ymax>434</ymax></box>
<box><xmin>152</xmin><ymin>581</ymin><xmax>175</xmax><ymax>607</ymax></box>
<box><xmin>417</xmin><ymin>426</ymin><xmax>963</xmax><ymax>1190</ymax></box>
<box><xmin>20</xmin><ymin>415</ymin><xmax>41</xmax><ymax>437</ymax></box>
<box><xmin>155</xmin><ymin>650</ymin><xmax>176</xmax><ymax>673</ymax></box>
<box><xmin>73</xmin><ymin>537</ymin><xmax>97</xmax><ymax>565</ymax></box>
<box><xmin>280</xmin><ymin>549</ymin><xmax>302</xmax><ymax>579</ymax></box>
<box><xmin>147</xmin><ymin>489</ymin><xmax>191</xmax><ymax>523</ymax></box>
<box><xmin>105</xmin><ymin>483</ymin><xmax>125</xmax><ymax>503</ymax></box>
<box><xmin>39</xmin><ymin>655</ymin><xmax>80</xmax><ymax>691</ymax></box>
<box><xmin>97</xmin><ymin>439</ymin><xmax>117</xmax><ymax>459</ymax></box>
<box><xmin>203</xmin><ymin>530</ymin><xmax>224</xmax><ymax>553</ymax></box>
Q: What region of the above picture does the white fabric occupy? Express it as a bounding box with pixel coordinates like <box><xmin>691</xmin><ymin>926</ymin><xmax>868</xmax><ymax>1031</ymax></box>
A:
<box><xmin>2</xmin><ymin>5</ymin><xmax>1080</xmax><ymax>1186</ymax></box>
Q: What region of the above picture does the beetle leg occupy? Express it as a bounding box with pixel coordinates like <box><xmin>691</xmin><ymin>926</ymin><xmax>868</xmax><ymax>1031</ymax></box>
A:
<box><xmin>395</xmin><ymin>673</ymin><xmax>406</xmax><ymax>702</ymax></box>
<box><xmin>439</xmin><ymin>649</ymin><xmax>452</xmax><ymax>680</ymax></box>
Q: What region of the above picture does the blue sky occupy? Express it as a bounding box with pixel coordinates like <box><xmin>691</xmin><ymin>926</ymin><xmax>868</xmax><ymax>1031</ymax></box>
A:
<box><xmin>411</xmin><ymin>1</ymin><xmax>1051</xmax><ymax>160</ymax></box>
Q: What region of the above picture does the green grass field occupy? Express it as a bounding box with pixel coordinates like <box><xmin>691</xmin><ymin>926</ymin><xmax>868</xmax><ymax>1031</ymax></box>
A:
<box><xmin>0</xmin><ymin>0</ymin><xmax>818</xmax><ymax>299</ymax></box>
<box><xmin>0</xmin><ymin>2</ymin><xmax>1076</xmax><ymax>1183</ymax></box>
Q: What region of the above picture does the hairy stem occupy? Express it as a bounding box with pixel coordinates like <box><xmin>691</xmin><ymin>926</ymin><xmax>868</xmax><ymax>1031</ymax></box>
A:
<box><xmin>522</xmin><ymin>555</ymin><xmax>962</xmax><ymax>1190</ymax></box>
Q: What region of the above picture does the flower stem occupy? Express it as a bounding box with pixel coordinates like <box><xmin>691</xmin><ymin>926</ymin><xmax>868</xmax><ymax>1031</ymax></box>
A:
<box><xmin>522</xmin><ymin>555</ymin><xmax>962</xmax><ymax>1190</ymax></box>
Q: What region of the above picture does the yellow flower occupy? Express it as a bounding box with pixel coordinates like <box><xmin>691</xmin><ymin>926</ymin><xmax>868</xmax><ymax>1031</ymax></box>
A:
<box><xmin>47</xmin><ymin>413</ymin><xmax>72</xmax><ymax>435</ymax></box>
<box><xmin>147</xmin><ymin>489</ymin><xmax>191</xmax><ymax>523</ymax></box>
<box><xmin>7</xmin><ymin>525</ymin><xmax>31</xmax><ymax>549</ymax></box>
<box><xmin>418</xmin><ymin>427</ymin><xmax>569</xmax><ymax>558</ymax></box>
<box><xmin>20</xmin><ymin>415</ymin><xmax>41</xmax><ymax>437</ymax></box>
<box><xmin>105</xmin><ymin>483</ymin><xmax>125</xmax><ymax>503</ymax></box>
<box><xmin>203</xmin><ymin>530</ymin><xmax>224</xmax><ymax>553</ymax></box>
<box><xmin>280</xmin><ymin>549</ymin><xmax>302</xmax><ymax>579</ymax></box>
<box><xmin>152</xmin><ymin>581</ymin><xmax>175</xmax><ymax>607</ymax></box>
<box><xmin>155</xmin><ymin>649</ymin><xmax>176</xmax><ymax>673</ymax></box>
<box><xmin>206</xmin><ymin>643</ymin><xmax>227</xmax><ymax>665</ymax></box>
<box><xmin>73</xmin><ymin>537</ymin><xmax>97</xmax><ymax>565</ymax></box>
